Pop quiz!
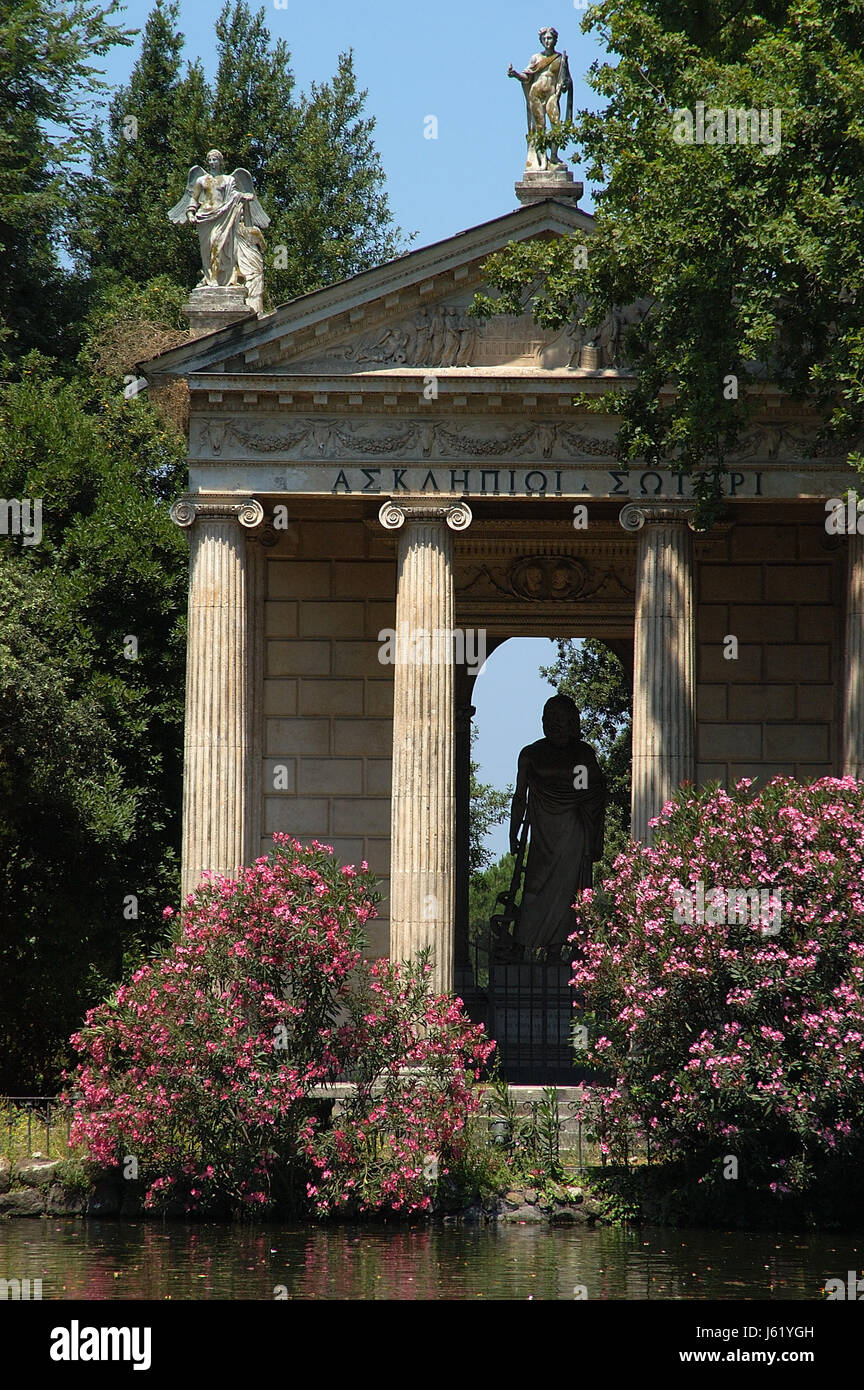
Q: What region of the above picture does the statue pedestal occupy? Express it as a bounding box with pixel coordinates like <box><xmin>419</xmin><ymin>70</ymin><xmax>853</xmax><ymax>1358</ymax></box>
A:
<box><xmin>515</xmin><ymin>168</ymin><xmax>583</xmax><ymax>208</ymax></box>
<box><xmin>184</xmin><ymin>285</ymin><xmax>255</xmax><ymax>340</ymax></box>
<box><xmin>487</xmin><ymin>960</ymin><xmax>584</xmax><ymax>1084</ymax></box>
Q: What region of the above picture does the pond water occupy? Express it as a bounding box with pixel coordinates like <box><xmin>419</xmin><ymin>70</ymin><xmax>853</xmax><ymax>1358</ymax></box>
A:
<box><xmin>1</xmin><ymin>1218</ymin><xmax>861</xmax><ymax>1300</ymax></box>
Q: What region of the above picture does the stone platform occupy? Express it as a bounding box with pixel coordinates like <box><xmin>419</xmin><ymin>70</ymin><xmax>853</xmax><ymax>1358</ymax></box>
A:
<box><xmin>486</xmin><ymin>961</ymin><xmax>582</xmax><ymax>1083</ymax></box>
<box><xmin>515</xmin><ymin>167</ymin><xmax>583</xmax><ymax>207</ymax></box>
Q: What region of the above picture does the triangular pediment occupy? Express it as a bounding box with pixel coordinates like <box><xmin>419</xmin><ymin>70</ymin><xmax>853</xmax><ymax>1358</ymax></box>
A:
<box><xmin>274</xmin><ymin>288</ymin><xmax>589</xmax><ymax>373</ymax></box>
<box><xmin>139</xmin><ymin>199</ymin><xmax>597</xmax><ymax>381</ymax></box>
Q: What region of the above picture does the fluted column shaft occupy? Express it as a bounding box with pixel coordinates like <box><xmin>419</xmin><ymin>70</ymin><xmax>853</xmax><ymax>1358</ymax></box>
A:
<box><xmin>621</xmin><ymin>503</ymin><xmax>695</xmax><ymax>844</ymax></box>
<box><xmin>379</xmin><ymin>499</ymin><xmax>472</xmax><ymax>994</ymax></box>
<box><xmin>843</xmin><ymin>533</ymin><xmax>864</xmax><ymax>778</ymax></box>
<box><xmin>453</xmin><ymin>695</ymin><xmax>476</xmax><ymax>969</ymax></box>
<box><xmin>171</xmin><ymin>495</ymin><xmax>263</xmax><ymax>899</ymax></box>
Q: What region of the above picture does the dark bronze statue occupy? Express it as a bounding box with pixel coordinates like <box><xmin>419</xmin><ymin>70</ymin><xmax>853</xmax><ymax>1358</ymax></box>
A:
<box><xmin>495</xmin><ymin>693</ymin><xmax>607</xmax><ymax>960</ymax></box>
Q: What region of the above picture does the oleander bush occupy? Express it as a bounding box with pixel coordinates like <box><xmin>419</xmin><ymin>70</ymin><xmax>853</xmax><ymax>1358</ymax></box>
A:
<box><xmin>569</xmin><ymin>778</ymin><xmax>864</xmax><ymax>1199</ymax></box>
<box><xmin>64</xmin><ymin>834</ymin><xmax>493</xmax><ymax>1217</ymax></box>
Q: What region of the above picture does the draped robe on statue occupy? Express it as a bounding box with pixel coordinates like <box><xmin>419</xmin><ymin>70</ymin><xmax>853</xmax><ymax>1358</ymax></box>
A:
<box><xmin>168</xmin><ymin>160</ymin><xmax>269</xmax><ymax>314</ymax></box>
<box><xmin>515</xmin><ymin>738</ymin><xmax>607</xmax><ymax>950</ymax></box>
<box><xmin>192</xmin><ymin>174</ymin><xmax>246</xmax><ymax>287</ymax></box>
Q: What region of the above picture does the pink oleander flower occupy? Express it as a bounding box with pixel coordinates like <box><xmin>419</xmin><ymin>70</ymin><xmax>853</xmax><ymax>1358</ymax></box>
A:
<box><xmin>567</xmin><ymin>777</ymin><xmax>864</xmax><ymax>1190</ymax></box>
<box><xmin>63</xmin><ymin>833</ymin><xmax>492</xmax><ymax>1221</ymax></box>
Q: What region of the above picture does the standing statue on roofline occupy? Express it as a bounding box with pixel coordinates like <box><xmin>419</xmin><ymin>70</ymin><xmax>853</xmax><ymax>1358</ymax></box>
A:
<box><xmin>508</xmin><ymin>25</ymin><xmax>574</xmax><ymax>172</ymax></box>
<box><xmin>168</xmin><ymin>150</ymin><xmax>270</xmax><ymax>315</ymax></box>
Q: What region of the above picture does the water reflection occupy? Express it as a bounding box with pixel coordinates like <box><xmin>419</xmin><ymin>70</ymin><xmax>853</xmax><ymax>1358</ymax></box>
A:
<box><xmin>0</xmin><ymin>1219</ymin><xmax>860</xmax><ymax>1301</ymax></box>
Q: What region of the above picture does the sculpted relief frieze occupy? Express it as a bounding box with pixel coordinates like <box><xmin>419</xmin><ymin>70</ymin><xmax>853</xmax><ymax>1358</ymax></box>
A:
<box><xmin>348</xmin><ymin>305</ymin><xmax>477</xmax><ymax>368</ymax></box>
<box><xmin>278</xmin><ymin>295</ymin><xmax>651</xmax><ymax>372</ymax></box>
<box><xmin>457</xmin><ymin>556</ymin><xmax>636</xmax><ymax>604</ymax></box>
<box><xmin>194</xmin><ymin>414</ymin><xmax>846</xmax><ymax>467</ymax></box>
<box><xmin>509</xmin><ymin>556</ymin><xmax>588</xmax><ymax>600</ymax></box>
<box><xmin>197</xmin><ymin>415</ymin><xmax>620</xmax><ymax>461</ymax></box>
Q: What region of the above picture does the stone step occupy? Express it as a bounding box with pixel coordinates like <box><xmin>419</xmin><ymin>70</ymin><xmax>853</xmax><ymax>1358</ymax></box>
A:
<box><xmin>481</xmin><ymin>1084</ymin><xmax>590</xmax><ymax>1137</ymax></box>
<box><xmin>309</xmin><ymin>1081</ymin><xmax>593</xmax><ymax>1139</ymax></box>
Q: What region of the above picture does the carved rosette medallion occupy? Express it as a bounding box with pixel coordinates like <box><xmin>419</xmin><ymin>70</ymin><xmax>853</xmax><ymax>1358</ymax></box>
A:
<box><xmin>508</xmin><ymin>555</ymin><xmax>588</xmax><ymax>600</ymax></box>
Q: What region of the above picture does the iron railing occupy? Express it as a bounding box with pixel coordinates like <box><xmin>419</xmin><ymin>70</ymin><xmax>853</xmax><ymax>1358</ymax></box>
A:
<box><xmin>0</xmin><ymin>1097</ymin><xmax>72</xmax><ymax>1159</ymax></box>
<box><xmin>465</xmin><ymin>933</ymin><xmax>588</xmax><ymax>1084</ymax></box>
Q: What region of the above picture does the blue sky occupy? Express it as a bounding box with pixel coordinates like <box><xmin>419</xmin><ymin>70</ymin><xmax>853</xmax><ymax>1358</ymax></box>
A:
<box><xmin>96</xmin><ymin>1</ymin><xmax>610</xmax><ymax>864</ymax></box>
<box><xmin>473</xmin><ymin>638</ymin><xmax>566</xmax><ymax>861</ymax></box>
<box><xmin>97</xmin><ymin>0</ymin><xmax>607</xmax><ymax>242</ymax></box>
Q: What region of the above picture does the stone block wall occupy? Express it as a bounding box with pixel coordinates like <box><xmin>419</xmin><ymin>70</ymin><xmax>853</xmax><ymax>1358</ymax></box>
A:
<box><xmin>695</xmin><ymin>518</ymin><xmax>843</xmax><ymax>787</ymax></box>
<box><xmin>251</xmin><ymin>511</ymin><xmax>844</xmax><ymax>960</ymax></box>
<box><xmin>257</xmin><ymin>521</ymin><xmax>395</xmax><ymax>957</ymax></box>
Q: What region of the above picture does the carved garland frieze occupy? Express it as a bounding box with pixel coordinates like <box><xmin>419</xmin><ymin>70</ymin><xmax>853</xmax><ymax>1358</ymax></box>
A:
<box><xmin>194</xmin><ymin>415</ymin><xmax>846</xmax><ymax>466</ymax></box>
<box><xmin>198</xmin><ymin>417</ymin><xmax>620</xmax><ymax>461</ymax></box>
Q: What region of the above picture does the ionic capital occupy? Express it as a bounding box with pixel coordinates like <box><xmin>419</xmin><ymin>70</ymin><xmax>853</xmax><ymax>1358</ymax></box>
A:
<box><xmin>378</xmin><ymin>497</ymin><xmax>473</xmax><ymax>533</ymax></box>
<box><xmin>170</xmin><ymin>495</ymin><xmax>265</xmax><ymax>529</ymax></box>
<box><xmin>619</xmin><ymin>501</ymin><xmax>699</xmax><ymax>533</ymax></box>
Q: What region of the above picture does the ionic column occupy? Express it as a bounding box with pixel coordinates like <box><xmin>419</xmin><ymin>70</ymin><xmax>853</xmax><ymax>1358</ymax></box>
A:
<box><xmin>170</xmin><ymin>495</ymin><xmax>264</xmax><ymax>899</ymax></box>
<box><xmin>378</xmin><ymin>498</ymin><xmax>473</xmax><ymax>994</ymax></box>
<box><xmin>843</xmin><ymin>532</ymin><xmax>864</xmax><ymax>778</ymax></box>
<box><xmin>454</xmin><ymin>694</ymin><xmax>476</xmax><ymax>971</ymax></box>
<box><xmin>620</xmin><ymin>502</ymin><xmax>696</xmax><ymax>843</ymax></box>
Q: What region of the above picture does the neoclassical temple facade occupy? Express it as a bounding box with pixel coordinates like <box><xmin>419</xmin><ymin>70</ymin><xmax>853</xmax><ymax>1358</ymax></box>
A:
<box><xmin>144</xmin><ymin>197</ymin><xmax>863</xmax><ymax>994</ymax></box>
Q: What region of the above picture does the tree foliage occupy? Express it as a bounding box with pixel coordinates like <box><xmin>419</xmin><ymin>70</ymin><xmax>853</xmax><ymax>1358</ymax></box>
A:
<box><xmin>71</xmin><ymin>0</ymin><xmax>206</xmax><ymax>290</ymax></box>
<box><xmin>0</xmin><ymin>355</ymin><xmax>188</xmax><ymax>1090</ymax></box>
<box><xmin>0</xmin><ymin>0</ymin><xmax>133</xmax><ymax>357</ymax></box>
<box><xmin>468</xmin><ymin>852</ymin><xmax>516</xmax><ymax>949</ymax></box>
<box><xmin>210</xmin><ymin>3</ymin><xmax>410</xmax><ymax>302</ymax></box>
<box><xmin>468</xmin><ymin>725</ymin><xmax>512</xmax><ymax>878</ymax></box>
<box><xmin>72</xmin><ymin>0</ymin><xmax>409</xmax><ymax>309</ymax></box>
<box><xmin>0</xmin><ymin>555</ymin><xmax>137</xmax><ymax>1090</ymax></box>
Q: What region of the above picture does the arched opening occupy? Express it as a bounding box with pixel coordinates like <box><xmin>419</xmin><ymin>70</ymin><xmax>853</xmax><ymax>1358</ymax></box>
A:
<box><xmin>455</xmin><ymin>633</ymin><xmax>632</xmax><ymax>1081</ymax></box>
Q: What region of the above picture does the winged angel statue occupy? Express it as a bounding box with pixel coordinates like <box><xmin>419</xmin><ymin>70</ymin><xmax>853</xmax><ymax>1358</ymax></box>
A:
<box><xmin>168</xmin><ymin>150</ymin><xmax>270</xmax><ymax>314</ymax></box>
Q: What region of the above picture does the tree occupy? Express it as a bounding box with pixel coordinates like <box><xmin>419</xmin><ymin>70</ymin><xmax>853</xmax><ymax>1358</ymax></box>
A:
<box><xmin>471</xmin><ymin>0</ymin><xmax>864</xmax><ymax>519</ymax></box>
<box><xmin>0</xmin><ymin>354</ymin><xmax>188</xmax><ymax>1090</ymax></box>
<box><xmin>211</xmin><ymin>4</ymin><xmax>409</xmax><ymax>303</ymax></box>
<box><xmin>468</xmin><ymin>725</ymin><xmax>512</xmax><ymax>877</ymax></box>
<box><xmin>273</xmin><ymin>51</ymin><xmax>411</xmax><ymax>299</ymax></box>
<box><xmin>540</xmin><ymin>639</ymin><xmax>632</xmax><ymax>876</ymax></box>
<box><xmin>210</xmin><ymin>0</ymin><xmax>297</xmax><ymax>191</ymax></box>
<box><xmin>71</xmin><ymin>0</ymin><xmax>210</xmax><ymax>290</ymax></box>
<box><xmin>468</xmin><ymin>852</ymin><xmax>516</xmax><ymax>949</ymax></box>
<box><xmin>464</xmin><ymin>725</ymin><xmax>513</xmax><ymax>952</ymax></box>
<box><xmin>74</xmin><ymin>0</ymin><xmax>410</xmax><ymax>308</ymax></box>
<box><xmin>0</xmin><ymin>556</ymin><xmax>139</xmax><ymax>1092</ymax></box>
<box><xmin>0</xmin><ymin>0</ymin><xmax>133</xmax><ymax>360</ymax></box>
